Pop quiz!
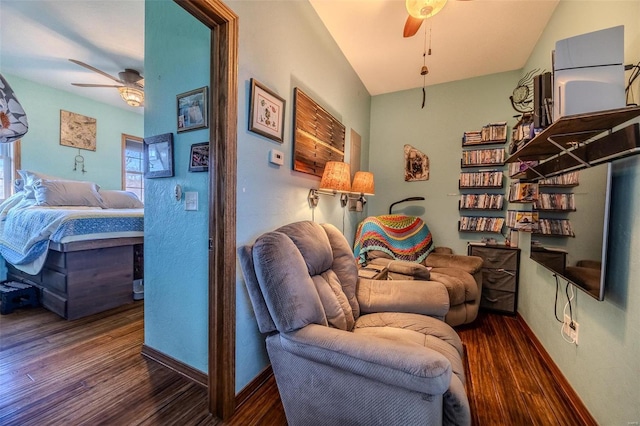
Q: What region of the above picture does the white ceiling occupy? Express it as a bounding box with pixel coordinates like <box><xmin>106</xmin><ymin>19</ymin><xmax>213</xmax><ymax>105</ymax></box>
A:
<box><xmin>0</xmin><ymin>0</ymin><xmax>558</xmax><ymax>112</ymax></box>
<box><xmin>310</xmin><ymin>0</ymin><xmax>559</xmax><ymax>95</ymax></box>
<box><xmin>0</xmin><ymin>0</ymin><xmax>145</xmax><ymax>114</ymax></box>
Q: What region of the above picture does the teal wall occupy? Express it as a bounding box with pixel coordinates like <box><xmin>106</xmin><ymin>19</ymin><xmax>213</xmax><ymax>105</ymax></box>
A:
<box><xmin>143</xmin><ymin>1</ymin><xmax>210</xmax><ymax>372</ymax></box>
<box><xmin>229</xmin><ymin>0</ymin><xmax>371</xmax><ymax>391</ymax></box>
<box><xmin>143</xmin><ymin>1</ymin><xmax>370</xmax><ymax>387</ymax></box>
<box><xmin>1</xmin><ymin>74</ymin><xmax>142</xmax><ymax>189</ymax></box>
<box><xmin>142</xmin><ymin>1</ymin><xmax>639</xmax><ymax>420</ymax></box>
<box><xmin>371</xmin><ymin>2</ymin><xmax>640</xmax><ymax>423</ymax></box>
<box><xmin>369</xmin><ymin>72</ymin><xmax>520</xmax><ymax>253</ymax></box>
<box><xmin>515</xmin><ymin>2</ymin><xmax>640</xmax><ymax>424</ymax></box>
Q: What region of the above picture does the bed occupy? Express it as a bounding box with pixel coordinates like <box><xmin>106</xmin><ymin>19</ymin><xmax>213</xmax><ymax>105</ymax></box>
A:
<box><xmin>0</xmin><ymin>171</ymin><xmax>144</xmax><ymax>320</ymax></box>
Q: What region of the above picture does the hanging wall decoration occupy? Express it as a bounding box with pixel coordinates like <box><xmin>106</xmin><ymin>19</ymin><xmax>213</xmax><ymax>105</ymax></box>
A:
<box><xmin>293</xmin><ymin>88</ymin><xmax>345</xmax><ymax>177</ymax></box>
<box><xmin>404</xmin><ymin>144</ymin><xmax>429</xmax><ymax>181</ymax></box>
<box><xmin>177</xmin><ymin>87</ymin><xmax>208</xmax><ymax>133</ymax></box>
<box><xmin>249</xmin><ymin>79</ymin><xmax>286</xmax><ymax>143</ymax></box>
<box><xmin>60</xmin><ymin>110</ymin><xmax>97</xmax><ymax>151</ymax></box>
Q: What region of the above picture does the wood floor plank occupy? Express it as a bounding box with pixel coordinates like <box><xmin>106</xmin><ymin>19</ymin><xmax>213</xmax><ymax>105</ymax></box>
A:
<box><xmin>0</xmin><ymin>302</ymin><xmax>591</xmax><ymax>425</ymax></box>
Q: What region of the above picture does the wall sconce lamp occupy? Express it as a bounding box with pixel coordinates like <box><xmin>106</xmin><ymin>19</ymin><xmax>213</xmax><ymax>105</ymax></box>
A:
<box><xmin>308</xmin><ymin>161</ymin><xmax>352</xmax><ymax>208</ymax></box>
<box><xmin>349</xmin><ymin>171</ymin><xmax>375</xmax><ymax>209</ymax></box>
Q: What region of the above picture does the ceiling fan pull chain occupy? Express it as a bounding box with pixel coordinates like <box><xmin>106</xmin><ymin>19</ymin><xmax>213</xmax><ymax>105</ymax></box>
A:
<box><xmin>420</xmin><ymin>23</ymin><xmax>429</xmax><ymax>109</ymax></box>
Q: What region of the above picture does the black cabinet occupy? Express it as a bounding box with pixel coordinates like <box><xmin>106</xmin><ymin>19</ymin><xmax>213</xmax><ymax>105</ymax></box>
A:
<box><xmin>468</xmin><ymin>244</ymin><xmax>520</xmax><ymax>315</ymax></box>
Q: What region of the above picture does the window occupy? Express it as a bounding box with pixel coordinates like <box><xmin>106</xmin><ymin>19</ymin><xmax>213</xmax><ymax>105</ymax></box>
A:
<box><xmin>0</xmin><ymin>141</ymin><xmax>20</xmax><ymax>201</ymax></box>
<box><xmin>122</xmin><ymin>134</ymin><xmax>144</xmax><ymax>201</ymax></box>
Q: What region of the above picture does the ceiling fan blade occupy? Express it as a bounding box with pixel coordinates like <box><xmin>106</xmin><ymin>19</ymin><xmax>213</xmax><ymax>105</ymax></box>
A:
<box><xmin>71</xmin><ymin>83</ymin><xmax>123</xmax><ymax>88</ymax></box>
<box><xmin>403</xmin><ymin>15</ymin><xmax>424</xmax><ymax>38</ymax></box>
<box><xmin>69</xmin><ymin>59</ymin><xmax>123</xmax><ymax>84</ymax></box>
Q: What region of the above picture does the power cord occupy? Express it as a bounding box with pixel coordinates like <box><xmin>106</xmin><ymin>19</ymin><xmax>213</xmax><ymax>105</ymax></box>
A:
<box><xmin>626</xmin><ymin>61</ymin><xmax>640</xmax><ymax>106</ymax></box>
<box><xmin>561</xmin><ymin>282</ymin><xmax>577</xmax><ymax>344</ymax></box>
<box><xmin>553</xmin><ymin>274</ymin><xmax>563</xmax><ymax>323</ymax></box>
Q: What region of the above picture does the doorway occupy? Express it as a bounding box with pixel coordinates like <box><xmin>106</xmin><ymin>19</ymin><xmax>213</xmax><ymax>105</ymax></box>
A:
<box><xmin>175</xmin><ymin>0</ymin><xmax>238</xmax><ymax>420</ymax></box>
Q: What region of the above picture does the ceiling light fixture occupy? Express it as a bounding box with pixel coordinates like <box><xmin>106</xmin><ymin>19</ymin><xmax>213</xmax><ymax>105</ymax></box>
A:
<box><xmin>118</xmin><ymin>87</ymin><xmax>144</xmax><ymax>107</ymax></box>
<box><xmin>406</xmin><ymin>0</ymin><xmax>448</xmax><ymax>19</ymax></box>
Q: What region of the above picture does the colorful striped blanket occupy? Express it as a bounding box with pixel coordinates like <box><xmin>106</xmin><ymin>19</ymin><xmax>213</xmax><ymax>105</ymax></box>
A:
<box><xmin>353</xmin><ymin>215</ymin><xmax>434</xmax><ymax>265</ymax></box>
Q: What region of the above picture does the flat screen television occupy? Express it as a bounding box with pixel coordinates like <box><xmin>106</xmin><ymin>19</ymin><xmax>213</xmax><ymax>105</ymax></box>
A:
<box><xmin>530</xmin><ymin>162</ymin><xmax>612</xmax><ymax>301</ymax></box>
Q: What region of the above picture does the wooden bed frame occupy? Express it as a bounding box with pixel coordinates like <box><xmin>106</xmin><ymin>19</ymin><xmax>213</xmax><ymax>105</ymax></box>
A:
<box><xmin>6</xmin><ymin>237</ymin><xmax>143</xmax><ymax>320</ymax></box>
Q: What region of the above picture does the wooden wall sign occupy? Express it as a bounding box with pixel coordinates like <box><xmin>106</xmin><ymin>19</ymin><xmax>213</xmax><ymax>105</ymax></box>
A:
<box><xmin>293</xmin><ymin>88</ymin><xmax>345</xmax><ymax>177</ymax></box>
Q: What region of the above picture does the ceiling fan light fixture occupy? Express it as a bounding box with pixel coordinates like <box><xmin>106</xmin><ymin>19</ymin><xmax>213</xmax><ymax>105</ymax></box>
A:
<box><xmin>118</xmin><ymin>87</ymin><xmax>144</xmax><ymax>107</ymax></box>
<box><xmin>406</xmin><ymin>0</ymin><xmax>448</xmax><ymax>19</ymax></box>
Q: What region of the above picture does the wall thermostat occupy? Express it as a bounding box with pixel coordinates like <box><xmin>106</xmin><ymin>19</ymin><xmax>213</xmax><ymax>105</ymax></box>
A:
<box><xmin>269</xmin><ymin>149</ymin><xmax>284</xmax><ymax>166</ymax></box>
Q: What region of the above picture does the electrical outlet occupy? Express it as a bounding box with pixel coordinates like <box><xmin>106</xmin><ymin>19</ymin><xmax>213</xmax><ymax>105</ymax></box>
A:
<box><xmin>571</xmin><ymin>320</ymin><xmax>579</xmax><ymax>345</ymax></box>
<box><xmin>563</xmin><ymin>314</ymin><xmax>579</xmax><ymax>345</ymax></box>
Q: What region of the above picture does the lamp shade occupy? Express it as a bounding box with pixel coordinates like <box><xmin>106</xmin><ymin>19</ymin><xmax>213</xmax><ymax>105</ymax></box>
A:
<box><xmin>351</xmin><ymin>171</ymin><xmax>375</xmax><ymax>195</ymax></box>
<box><xmin>405</xmin><ymin>0</ymin><xmax>448</xmax><ymax>19</ymax></box>
<box><xmin>319</xmin><ymin>161</ymin><xmax>351</xmax><ymax>192</ymax></box>
<box><xmin>118</xmin><ymin>87</ymin><xmax>145</xmax><ymax>107</ymax></box>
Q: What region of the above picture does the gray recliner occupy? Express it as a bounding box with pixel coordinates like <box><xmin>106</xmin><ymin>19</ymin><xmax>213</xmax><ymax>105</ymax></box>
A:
<box><xmin>238</xmin><ymin>221</ymin><xmax>471</xmax><ymax>426</ymax></box>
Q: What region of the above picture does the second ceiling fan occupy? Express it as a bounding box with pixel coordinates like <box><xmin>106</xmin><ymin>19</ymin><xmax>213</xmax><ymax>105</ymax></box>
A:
<box><xmin>69</xmin><ymin>59</ymin><xmax>145</xmax><ymax>107</ymax></box>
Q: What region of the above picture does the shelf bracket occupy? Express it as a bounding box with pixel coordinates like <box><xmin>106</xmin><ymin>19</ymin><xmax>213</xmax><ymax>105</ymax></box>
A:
<box><xmin>546</xmin><ymin>134</ymin><xmax>594</xmax><ymax>168</ymax></box>
<box><xmin>514</xmin><ymin>158</ymin><xmax>547</xmax><ymax>180</ymax></box>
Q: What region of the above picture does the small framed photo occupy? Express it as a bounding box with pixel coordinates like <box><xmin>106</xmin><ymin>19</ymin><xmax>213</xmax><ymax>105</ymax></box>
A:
<box><xmin>177</xmin><ymin>87</ymin><xmax>208</xmax><ymax>133</ymax></box>
<box><xmin>144</xmin><ymin>133</ymin><xmax>174</xmax><ymax>178</ymax></box>
<box><xmin>249</xmin><ymin>78</ymin><xmax>285</xmax><ymax>143</ymax></box>
<box><xmin>189</xmin><ymin>142</ymin><xmax>209</xmax><ymax>172</ymax></box>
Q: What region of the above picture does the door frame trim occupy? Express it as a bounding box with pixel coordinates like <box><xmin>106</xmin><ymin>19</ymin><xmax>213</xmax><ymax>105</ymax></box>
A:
<box><xmin>175</xmin><ymin>0</ymin><xmax>238</xmax><ymax>420</ymax></box>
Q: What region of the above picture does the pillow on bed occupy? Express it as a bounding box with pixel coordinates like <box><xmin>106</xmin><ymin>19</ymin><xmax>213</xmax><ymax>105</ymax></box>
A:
<box><xmin>33</xmin><ymin>179</ymin><xmax>106</xmax><ymax>208</ymax></box>
<box><xmin>14</xmin><ymin>179</ymin><xmax>24</xmax><ymax>193</ymax></box>
<box><xmin>18</xmin><ymin>170</ymin><xmax>63</xmax><ymax>199</ymax></box>
<box><xmin>99</xmin><ymin>190</ymin><xmax>144</xmax><ymax>209</ymax></box>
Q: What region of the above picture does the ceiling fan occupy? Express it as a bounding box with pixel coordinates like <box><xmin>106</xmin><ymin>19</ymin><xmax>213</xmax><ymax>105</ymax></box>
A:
<box><xmin>403</xmin><ymin>0</ymin><xmax>471</xmax><ymax>38</ymax></box>
<box><xmin>69</xmin><ymin>59</ymin><xmax>145</xmax><ymax>107</ymax></box>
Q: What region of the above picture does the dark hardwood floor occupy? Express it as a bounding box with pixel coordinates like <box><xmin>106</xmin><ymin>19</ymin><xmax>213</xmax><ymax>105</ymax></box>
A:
<box><xmin>0</xmin><ymin>302</ymin><xmax>590</xmax><ymax>425</ymax></box>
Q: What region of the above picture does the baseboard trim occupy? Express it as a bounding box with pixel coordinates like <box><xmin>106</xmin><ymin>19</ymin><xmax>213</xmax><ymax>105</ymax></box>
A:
<box><xmin>141</xmin><ymin>344</ymin><xmax>208</xmax><ymax>388</ymax></box>
<box><xmin>235</xmin><ymin>365</ymin><xmax>274</xmax><ymax>409</ymax></box>
<box><xmin>516</xmin><ymin>314</ymin><xmax>598</xmax><ymax>426</ymax></box>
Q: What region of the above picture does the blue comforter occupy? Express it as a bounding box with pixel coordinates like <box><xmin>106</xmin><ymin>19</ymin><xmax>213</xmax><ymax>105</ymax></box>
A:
<box><xmin>0</xmin><ymin>193</ymin><xmax>143</xmax><ymax>267</ymax></box>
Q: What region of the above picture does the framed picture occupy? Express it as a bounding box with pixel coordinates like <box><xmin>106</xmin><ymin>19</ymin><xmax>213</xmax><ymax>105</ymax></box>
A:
<box><xmin>177</xmin><ymin>87</ymin><xmax>208</xmax><ymax>133</ymax></box>
<box><xmin>60</xmin><ymin>110</ymin><xmax>97</xmax><ymax>151</ymax></box>
<box><xmin>189</xmin><ymin>142</ymin><xmax>209</xmax><ymax>172</ymax></box>
<box><xmin>249</xmin><ymin>78</ymin><xmax>285</xmax><ymax>143</ymax></box>
<box><xmin>144</xmin><ymin>133</ymin><xmax>174</xmax><ymax>178</ymax></box>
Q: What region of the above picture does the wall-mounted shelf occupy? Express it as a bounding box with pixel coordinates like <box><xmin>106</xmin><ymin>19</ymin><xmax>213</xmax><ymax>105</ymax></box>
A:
<box><xmin>506</xmin><ymin>106</ymin><xmax>640</xmax><ymax>181</ymax></box>
<box><xmin>459</xmin><ymin>194</ymin><xmax>504</xmax><ymax>210</ymax></box>
<box><xmin>459</xmin><ymin>171</ymin><xmax>504</xmax><ymax>188</ymax></box>
<box><xmin>459</xmin><ymin>217</ymin><xmax>505</xmax><ymax>233</ymax></box>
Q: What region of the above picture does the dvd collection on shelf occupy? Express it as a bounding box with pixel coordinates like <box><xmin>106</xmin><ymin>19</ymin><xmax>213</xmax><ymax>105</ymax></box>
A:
<box><xmin>535</xmin><ymin>219</ymin><xmax>574</xmax><ymax>237</ymax></box>
<box><xmin>508</xmin><ymin>182</ymin><xmax>539</xmax><ymax>202</ymax></box>
<box><xmin>459</xmin><ymin>194</ymin><xmax>504</xmax><ymax>210</ymax></box>
<box><xmin>459</xmin><ymin>216</ymin><xmax>505</xmax><ymax>233</ymax></box>
<box><xmin>534</xmin><ymin>193</ymin><xmax>576</xmax><ymax>211</ymax></box>
<box><xmin>461</xmin><ymin>148</ymin><xmax>505</xmax><ymax>166</ymax></box>
<box><xmin>506</xmin><ymin>210</ymin><xmax>539</xmax><ymax>232</ymax></box>
<box><xmin>539</xmin><ymin>172</ymin><xmax>579</xmax><ymax>186</ymax></box>
<box><xmin>459</xmin><ymin>171</ymin><xmax>504</xmax><ymax>188</ymax></box>
<box><xmin>508</xmin><ymin>161</ymin><xmax>539</xmax><ymax>178</ymax></box>
<box><xmin>462</xmin><ymin>122</ymin><xmax>508</xmax><ymax>145</ymax></box>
